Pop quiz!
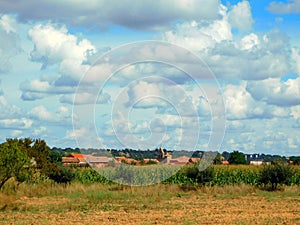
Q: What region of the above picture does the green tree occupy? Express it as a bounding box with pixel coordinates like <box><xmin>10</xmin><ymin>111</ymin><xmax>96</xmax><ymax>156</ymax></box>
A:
<box><xmin>0</xmin><ymin>140</ymin><xmax>31</xmax><ymax>189</ymax></box>
<box><xmin>228</xmin><ymin>151</ymin><xmax>247</xmax><ymax>165</ymax></box>
<box><xmin>213</xmin><ymin>153</ymin><xmax>222</xmax><ymax>165</ymax></box>
<box><xmin>290</xmin><ymin>156</ymin><xmax>300</xmax><ymax>165</ymax></box>
<box><xmin>184</xmin><ymin>163</ymin><xmax>215</xmax><ymax>185</ymax></box>
<box><xmin>258</xmin><ymin>160</ymin><xmax>294</xmax><ymax>191</ymax></box>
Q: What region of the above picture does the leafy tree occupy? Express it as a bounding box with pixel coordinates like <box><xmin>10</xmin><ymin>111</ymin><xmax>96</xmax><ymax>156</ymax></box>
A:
<box><xmin>221</xmin><ymin>151</ymin><xmax>230</xmax><ymax>161</ymax></box>
<box><xmin>228</xmin><ymin>151</ymin><xmax>247</xmax><ymax>164</ymax></box>
<box><xmin>49</xmin><ymin>151</ymin><xmax>62</xmax><ymax>163</ymax></box>
<box><xmin>47</xmin><ymin>165</ymin><xmax>75</xmax><ymax>184</ymax></box>
<box><xmin>213</xmin><ymin>153</ymin><xmax>222</xmax><ymax>165</ymax></box>
<box><xmin>290</xmin><ymin>156</ymin><xmax>300</xmax><ymax>165</ymax></box>
<box><xmin>184</xmin><ymin>163</ymin><xmax>215</xmax><ymax>185</ymax></box>
<box><xmin>13</xmin><ymin>138</ymin><xmax>73</xmax><ymax>184</ymax></box>
<box><xmin>0</xmin><ymin>140</ymin><xmax>31</xmax><ymax>189</ymax></box>
<box><xmin>258</xmin><ymin>160</ymin><xmax>294</xmax><ymax>191</ymax></box>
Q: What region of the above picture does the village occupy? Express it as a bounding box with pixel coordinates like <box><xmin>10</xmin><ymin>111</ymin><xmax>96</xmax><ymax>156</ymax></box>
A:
<box><xmin>61</xmin><ymin>147</ymin><xmax>284</xmax><ymax>168</ymax></box>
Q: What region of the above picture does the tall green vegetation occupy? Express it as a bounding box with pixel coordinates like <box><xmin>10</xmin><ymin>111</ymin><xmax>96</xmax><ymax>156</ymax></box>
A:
<box><xmin>0</xmin><ymin>138</ymin><xmax>74</xmax><ymax>190</ymax></box>
<box><xmin>228</xmin><ymin>151</ymin><xmax>247</xmax><ymax>164</ymax></box>
<box><xmin>258</xmin><ymin>160</ymin><xmax>295</xmax><ymax>190</ymax></box>
<box><xmin>0</xmin><ymin>140</ymin><xmax>32</xmax><ymax>189</ymax></box>
<box><xmin>0</xmin><ymin>138</ymin><xmax>300</xmax><ymax>192</ymax></box>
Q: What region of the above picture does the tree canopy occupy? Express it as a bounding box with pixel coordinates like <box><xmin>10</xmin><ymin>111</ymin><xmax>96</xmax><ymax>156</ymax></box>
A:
<box><xmin>0</xmin><ymin>139</ymin><xmax>32</xmax><ymax>189</ymax></box>
<box><xmin>228</xmin><ymin>151</ymin><xmax>247</xmax><ymax>165</ymax></box>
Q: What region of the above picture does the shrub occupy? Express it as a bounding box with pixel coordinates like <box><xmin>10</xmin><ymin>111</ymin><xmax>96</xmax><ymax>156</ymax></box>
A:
<box><xmin>258</xmin><ymin>161</ymin><xmax>295</xmax><ymax>191</ymax></box>
<box><xmin>183</xmin><ymin>163</ymin><xmax>215</xmax><ymax>186</ymax></box>
<box><xmin>47</xmin><ymin>166</ymin><xmax>75</xmax><ymax>184</ymax></box>
<box><xmin>228</xmin><ymin>151</ymin><xmax>247</xmax><ymax>165</ymax></box>
<box><xmin>0</xmin><ymin>140</ymin><xmax>32</xmax><ymax>190</ymax></box>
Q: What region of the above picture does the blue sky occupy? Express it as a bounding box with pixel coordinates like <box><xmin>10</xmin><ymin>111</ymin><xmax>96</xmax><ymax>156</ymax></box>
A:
<box><xmin>0</xmin><ymin>0</ymin><xmax>300</xmax><ymax>155</ymax></box>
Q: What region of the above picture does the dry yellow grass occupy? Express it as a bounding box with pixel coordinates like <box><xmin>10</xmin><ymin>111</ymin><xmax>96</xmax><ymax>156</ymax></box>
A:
<box><xmin>1</xmin><ymin>183</ymin><xmax>300</xmax><ymax>224</ymax></box>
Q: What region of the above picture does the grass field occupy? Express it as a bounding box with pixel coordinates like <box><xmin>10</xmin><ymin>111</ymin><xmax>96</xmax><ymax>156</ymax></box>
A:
<box><xmin>1</xmin><ymin>182</ymin><xmax>300</xmax><ymax>225</ymax></box>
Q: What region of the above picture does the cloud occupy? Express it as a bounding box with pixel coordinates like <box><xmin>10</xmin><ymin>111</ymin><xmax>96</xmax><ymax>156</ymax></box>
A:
<box><xmin>223</xmin><ymin>83</ymin><xmax>283</xmax><ymax>120</ymax></box>
<box><xmin>124</xmin><ymin>79</ymin><xmax>200</xmax><ymax>118</ymax></box>
<box><xmin>227</xmin><ymin>0</ymin><xmax>254</xmax><ymax>31</ymax></box>
<box><xmin>29</xmin><ymin>106</ymin><xmax>53</xmax><ymax>121</ymax></box>
<box><xmin>28</xmin><ymin>24</ymin><xmax>96</xmax><ymax>68</ymax></box>
<box><xmin>11</xmin><ymin>130</ymin><xmax>23</xmax><ymax>136</ymax></box>
<box><xmin>0</xmin><ymin>0</ymin><xmax>220</xmax><ymax>30</ymax></box>
<box><xmin>20</xmin><ymin>24</ymin><xmax>99</xmax><ymax>102</ymax></box>
<box><xmin>163</xmin><ymin>4</ymin><xmax>232</xmax><ymax>51</ymax></box>
<box><xmin>224</xmin><ymin>84</ymin><xmax>258</xmax><ymax>120</ymax></box>
<box><xmin>0</xmin><ymin>15</ymin><xmax>20</xmax><ymax>73</ymax></box>
<box><xmin>291</xmin><ymin>106</ymin><xmax>300</xmax><ymax>119</ymax></box>
<box><xmin>200</xmin><ymin>29</ymin><xmax>291</xmax><ymax>80</ymax></box>
<box><xmin>32</xmin><ymin>126</ymin><xmax>47</xmax><ymax>136</ymax></box>
<box><xmin>60</xmin><ymin>92</ymin><xmax>111</xmax><ymax>105</ymax></box>
<box><xmin>0</xmin><ymin>118</ymin><xmax>33</xmax><ymax>129</ymax></box>
<box><xmin>0</xmin><ymin>14</ymin><xmax>16</xmax><ymax>33</ymax></box>
<box><xmin>291</xmin><ymin>48</ymin><xmax>300</xmax><ymax>76</ymax></box>
<box><xmin>268</xmin><ymin>0</ymin><xmax>300</xmax><ymax>14</ymax></box>
<box><xmin>0</xmin><ymin>94</ymin><xmax>23</xmax><ymax>119</ymax></box>
<box><xmin>163</xmin><ymin>3</ymin><xmax>290</xmax><ymax>81</ymax></box>
<box><xmin>246</xmin><ymin>77</ymin><xmax>300</xmax><ymax>107</ymax></box>
<box><xmin>29</xmin><ymin>105</ymin><xmax>71</xmax><ymax>125</ymax></box>
<box><xmin>20</xmin><ymin>77</ymin><xmax>74</xmax><ymax>101</ymax></box>
<box><xmin>239</xmin><ymin>33</ymin><xmax>259</xmax><ymax>50</ymax></box>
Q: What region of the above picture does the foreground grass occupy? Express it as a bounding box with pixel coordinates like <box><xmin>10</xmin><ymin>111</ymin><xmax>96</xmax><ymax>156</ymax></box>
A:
<box><xmin>1</xmin><ymin>182</ymin><xmax>300</xmax><ymax>225</ymax></box>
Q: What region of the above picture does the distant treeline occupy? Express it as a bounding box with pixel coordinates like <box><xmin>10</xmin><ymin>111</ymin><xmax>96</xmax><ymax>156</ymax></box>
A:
<box><xmin>51</xmin><ymin>147</ymin><xmax>300</xmax><ymax>164</ymax></box>
<box><xmin>1</xmin><ymin>138</ymin><xmax>300</xmax><ymax>191</ymax></box>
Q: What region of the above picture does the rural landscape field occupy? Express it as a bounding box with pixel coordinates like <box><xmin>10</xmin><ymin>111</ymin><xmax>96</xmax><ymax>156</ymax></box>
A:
<box><xmin>1</xmin><ymin>0</ymin><xmax>300</xmax><ymax>224</ymax></box>
<box><xmin>1</xmin><ymin>183</ymin><xmax>300</xmax><ymax>225</ymax></box>
<box><xmin>1</xmin><ymin>138</ymin><xmax>300</xmax><ymax>224</ymax></box>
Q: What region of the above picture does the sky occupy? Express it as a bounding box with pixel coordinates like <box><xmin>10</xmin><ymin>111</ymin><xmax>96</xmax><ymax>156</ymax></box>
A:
<box><xmin>0</xmin><ymin>0</ymin><xmax>300</xmax><ymax>155</ymax></box>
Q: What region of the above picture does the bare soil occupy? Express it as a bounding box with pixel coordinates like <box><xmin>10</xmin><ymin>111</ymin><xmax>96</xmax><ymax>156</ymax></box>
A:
<box><xmin>1</xmin><ymin>189</ymin><xmax>300</xmax><ymax>224</ymax></box>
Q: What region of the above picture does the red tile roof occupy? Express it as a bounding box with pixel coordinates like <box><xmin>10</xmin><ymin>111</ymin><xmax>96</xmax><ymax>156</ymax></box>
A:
<box><xmin>69</xmin><ymin>153</ymin><xmax>86</xmax><ymax>163</ymax></box>
<box><xmin>222</xmin><ymin>160</ymin><xmax>229</xmax><ymax>165</ymax></box>
<box><xmin>62</xmin><ymin>157</ymin><xmax>80</xmax><ymax>163</ymax></box>
<box><xmin>70</xmin><ymin>153</ymin><xmax>84</xmax><ymax>158</ymax></box>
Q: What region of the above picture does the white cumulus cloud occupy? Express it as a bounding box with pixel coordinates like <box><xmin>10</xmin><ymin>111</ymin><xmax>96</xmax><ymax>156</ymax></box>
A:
<box><xmin>268</xmin><ymin>0</ymin><xmax>300</xmax><ymax>14</ymax></box>
<box><xmin>228</xmin><ymin>0</ymin><xmax>254</xmax><ymax>31</ymax></box>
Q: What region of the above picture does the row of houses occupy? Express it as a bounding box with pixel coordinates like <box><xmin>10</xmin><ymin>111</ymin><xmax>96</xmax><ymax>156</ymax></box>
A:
<box><xmin>62</xmin><ymin>152</ymin><xmax>201</xmax><ymax>168</ymax></box>
<box><xmin>220</xmin><ymin>154</ymin><xmax>271</xmax><ymax>165</ymax></box>
<box><xmin>62</xmin><ymin>152</ymin><xmax>277</xmax><ymax>167</ymax></box>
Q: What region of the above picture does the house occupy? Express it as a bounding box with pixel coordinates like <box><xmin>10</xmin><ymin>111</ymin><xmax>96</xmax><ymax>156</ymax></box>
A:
<box><xmin>115</xmin><ymin>157</ymin><xmax>138</xmax><ymax>165</ymax></box>
<box><xmin>169</xmin><ymin>156</ymin><xmax>190</xmax><ymax>165</ymax></box>
<box><xmin>86</xmin><ymin>156</ymin><xmax>119</xmax><ymax>168</ymax></box>
<box><xmin>246</xmin><ymin>154</ymin><xmax>264</xmax><ymax>165</ymax></box>
<box><xmin>222</xmin><ymin>160</ymin><xmax>229</xmax><ymax>165</ymax></box>
<box><xmin>62</xmin><ymin>153</ymin><xmax>87</xmax><ymax>166</ymax></box>
<box><xmin>249</xmin><ymin>159</ymin><xmax>263</xmax><ymax>165</ymax></box>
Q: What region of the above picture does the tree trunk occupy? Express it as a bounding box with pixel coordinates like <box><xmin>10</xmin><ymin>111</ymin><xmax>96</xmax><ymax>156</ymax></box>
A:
<box><xmin>0</xmin><ymin>176</ymin><xmax>10</xmax><ymax>190</ymax></box>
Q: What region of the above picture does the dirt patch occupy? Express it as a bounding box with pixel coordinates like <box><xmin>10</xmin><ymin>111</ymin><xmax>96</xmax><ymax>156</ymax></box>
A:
<box><xmin>1</xmin><ymin>191</ymin><xmax>299</xmax><ymax>225</ymax></box>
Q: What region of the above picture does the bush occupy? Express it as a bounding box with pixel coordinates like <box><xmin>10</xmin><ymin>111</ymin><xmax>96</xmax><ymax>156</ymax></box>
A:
<box><xmin>228</xmin><ymin>151</ymin><xmax>247</xmax><ymax>165</ymax></box>
<box><xmin>183</xmin><ymin>163</ymin><xmax>215</xmax><ymax>186</ymax></box>
<box><xmin>0</xmin><ymin>140</ymin><xmax>32</xmax><ymax>189</ymax></box>
<box><xmin>258</xmin><ymin>161</ymin><xmax>295</xmax><ymax>191</ymax></box>
<box><xmin>47</xmin><ymin>166</ymin><xmax>75</xmax><ymax>184</ymax></box>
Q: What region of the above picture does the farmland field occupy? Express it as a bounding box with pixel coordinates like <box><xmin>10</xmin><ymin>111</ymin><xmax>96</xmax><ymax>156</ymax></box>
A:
<box><xmin>1</xmin><ymin>183</ymin><xmax>300</xmax><ymax>225</ymax></box>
